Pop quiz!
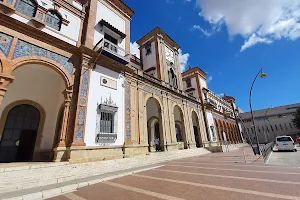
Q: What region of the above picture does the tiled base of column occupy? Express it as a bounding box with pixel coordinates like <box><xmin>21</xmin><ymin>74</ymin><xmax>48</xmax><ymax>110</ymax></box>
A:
<box><xmin>165</xmin><ymin>143</ymin><xmax>178</xmax><ymax>151</ymax></box>
<box><xmin>68</xmin><ymin>145</ymin><xmax>124</xmax><ymax>164</ymax></box>
<box><xmin>53</xmin><ymin>147</ymin><xmax>70</xmax><ymax>162</ymax></box>
<box><xmin>123</xmin><ymin>145</ymin><xmax>149</xmax><ymax>158</ymax></box>
<box><xmin>188</xmin><ymin>142</ymin><xmax>197</xmax><ymax>149</ymax></box>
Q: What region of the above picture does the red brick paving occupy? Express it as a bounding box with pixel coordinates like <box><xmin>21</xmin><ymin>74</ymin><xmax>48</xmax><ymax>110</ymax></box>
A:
<box><xmin>49</xmin><ymin>147</ymin><xmax>300</xmax><ymax>200</ymax></box>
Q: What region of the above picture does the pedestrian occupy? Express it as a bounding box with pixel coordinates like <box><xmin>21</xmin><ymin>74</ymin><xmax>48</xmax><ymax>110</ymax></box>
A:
<box><xmin>154</xmin><ymin>137</ymin><xmax>160</xmax><ymax>151</ymax></box>
<box><xmin>297</xmin><ymin>136</ymin><xmax>300</xmax><ymax>147</ymax></box>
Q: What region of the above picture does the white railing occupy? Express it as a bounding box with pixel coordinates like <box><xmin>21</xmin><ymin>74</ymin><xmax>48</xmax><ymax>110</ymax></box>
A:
<box><xmin>94</xmin><ymin>38</ymin><xmax>130</xmax><ymax>62</ymax></box>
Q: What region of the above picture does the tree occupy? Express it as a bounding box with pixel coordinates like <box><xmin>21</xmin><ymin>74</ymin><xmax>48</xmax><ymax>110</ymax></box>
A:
<box><xmin>292</xmin><ymin>107</ymin><xmax>300</xmax><ymax>130</ymax></box>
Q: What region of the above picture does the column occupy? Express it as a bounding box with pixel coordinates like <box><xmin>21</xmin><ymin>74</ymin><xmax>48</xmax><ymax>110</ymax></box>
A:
<box><xmin>57</xmin><ymin>87</ymin><xmax>72</xmax><ymax>147</ymax></box>
<box><xmin>72</xmin><ymin>55</ymin><xmax>91</xmax><ymax>146</ymax></box>
<box><xmin>138</xmin><ymin>84</ymin><xmax>147</xmax><ymax>146</ymax></box>
<box><xmin>0</xmin><ymin>73</ymin><xmax>14</xmax><ymax>105</ymax></box>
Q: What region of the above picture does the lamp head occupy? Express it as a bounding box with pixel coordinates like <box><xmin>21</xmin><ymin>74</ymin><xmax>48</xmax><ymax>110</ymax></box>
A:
<box><xmin>260</xmin><ymin>72</ymin><xmax>267</xmax><ymax>78</ymax></box>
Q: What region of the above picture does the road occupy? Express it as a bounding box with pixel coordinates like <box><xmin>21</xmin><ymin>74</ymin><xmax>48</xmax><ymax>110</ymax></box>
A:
<box><xmin>268</xmin><ymin>145</ymin><xmax>300</xmax><ymax>167</ymax></box>
<box><xmin>49</xmin><ymin>147</ymin><xmax>300</xmax><ymax>200</ymax></box>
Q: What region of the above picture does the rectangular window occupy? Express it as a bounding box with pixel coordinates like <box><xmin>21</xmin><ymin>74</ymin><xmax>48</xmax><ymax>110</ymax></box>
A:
<box><xmin>275</xmin><ymin>124</ymin><xmax>278</xmax><ymax>131</ymax></box>
<box><xmin>258</xmin><ymin>127</ymin><xmax>261</xmax><ymax>132</ymax></box>
<box><xmin>186</xmin><ymin>78</ymin><xmax>192</xmax><ymax>88</ymax></box>
<box><xmin>262</xmin><ymin>126</ymin><xmax>264</xmax><ymax>132</ymax></box>
<box><xmin>271</xmin><ymin>125</ymin><xmax>274</xmax><ymax>132</ymax></box>
<box><xmin>145</xmin><ymin>43</ymin><xmax>152</xmax><ymax>56</ymax></box>
<box><xmin>290</xmin><ymin>123</ymin><xmax>293</xmax><ymax>128</ymax></box>
<box><xmin>266</xmin><ymin>126</ymin><xmax>269</xmax><ymax>132</ymax></box>
<box><xmin>284</xmin><ymin>124</ymin><xmax>288</xmax><ymax>130</ymax></box>
<box><xmin>100</xmin><ymin>111</ymin><xmax>114</xmax><ymax>133</ymax></box>
<box><xmin>279</xmin><ymin>124</ymin><xmax>283</xmax><ymax>131</ymax></box>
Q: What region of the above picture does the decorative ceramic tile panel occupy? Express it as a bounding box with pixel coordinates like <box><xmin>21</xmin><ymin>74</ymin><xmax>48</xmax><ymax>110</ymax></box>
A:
<box><xmin>76</xmin><ymin>106</ymin><xmax>85</xmax><ymax>140</ymax></box>
<box><xmin>0</xmin><ymin>32</ymin><xmax>13</xmax><ymax>57</ymax></box>
<box><xmin>143</xmin><ymin>85</ymin><xmax>161</xmax><ymax>96</ymax></box>
<box><xmin>125</xmin><ymin>84</ymin><xmax>131</xmax><ymax>140</ymax></box>
<box><xmin>13</xmin><ymin>40</ymin><xmax>73</xmax><ymax>75</ymax></box>
<box><xmin>80</xmin><ymin>71</ymin><xmax>89</xmax><ymax>98</ymax></box>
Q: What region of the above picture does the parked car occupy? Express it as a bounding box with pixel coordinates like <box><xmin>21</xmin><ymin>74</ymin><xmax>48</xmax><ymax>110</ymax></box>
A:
<box><xmin>274</xmin><ymin>136</ymin><xmax>297</xmax><ymax>152</ymax></box>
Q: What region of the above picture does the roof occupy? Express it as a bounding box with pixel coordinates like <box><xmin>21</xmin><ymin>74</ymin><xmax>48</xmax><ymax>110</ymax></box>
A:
<box><xmin>182</xmin><ymin>67</ymin><xmax>207</xmax><ymax>79</ymax></box>
<box><xmin>136</xmin><ymin>27</ymin><xmax>180</xmax><ymax>49</ymax></box>
<box><xmin>107</xmin><ymin>0</ymin><xmax>134</xmax><ymax>17</ymax></box>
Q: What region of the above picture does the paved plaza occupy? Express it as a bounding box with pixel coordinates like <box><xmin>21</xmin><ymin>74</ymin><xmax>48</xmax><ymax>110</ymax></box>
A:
<box><xmin>268</xmin><ymin>146</ymin><xmax>300</xmax><ymax>167</ymax></box>
<box><xmin>45</xmin><ymin>147</ymin><xmax>300</xmax><ymax>200</ymax></box>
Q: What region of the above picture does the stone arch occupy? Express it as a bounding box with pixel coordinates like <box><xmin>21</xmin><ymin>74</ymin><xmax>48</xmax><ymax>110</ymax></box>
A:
<box><xmin>191</xmin><ymin>110</ymin><xmax>202</xmax><ymax>147</ymax></box>
<box><xmin>144</xmin><ymin>93</ymin><xmax>163</xmax><ymax>110</ymax></box>
<box><xmin>0</xmin><ymin>100</ymin><xmax>46</xmax><ymax>160</ymax></box>
<box><xmin>214</xmin><ymin>118</ymin><xmax>221</xmax><ymax>142</ymax></box>
<box><xmin>11</xmin><ymin>57</ymin><xmax>73</xmax><ymax>87</ymax></box>
<box><xmin>173</xmin><ymin>104</ymin><xmax>187</xmax><ymax>149</ymax></box>
<box><xmin>145</xmin><ymin>96</ymin><xmax>165</xmax><ymax>152</ymax></box>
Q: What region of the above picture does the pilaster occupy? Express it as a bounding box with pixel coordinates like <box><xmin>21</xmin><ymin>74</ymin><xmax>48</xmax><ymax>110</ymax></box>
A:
<box><xmin>0</xmin><ymin>73</ymin><xmax>14</xmax><ymax>105</ymax></box>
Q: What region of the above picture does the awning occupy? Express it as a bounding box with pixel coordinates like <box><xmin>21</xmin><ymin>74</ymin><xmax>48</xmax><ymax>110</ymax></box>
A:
<box><xmin>98</xmin><ymin>19</ymin><xmax>126</xmax><ymax>39</ymax></box>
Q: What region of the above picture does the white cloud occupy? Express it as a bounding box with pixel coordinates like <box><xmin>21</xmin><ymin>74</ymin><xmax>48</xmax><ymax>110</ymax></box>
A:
<box><xmin>218</xmin><ymin>93</ymin><xmax>225</xmax><ymax>97</ymax></box>
<box><xmin>196</xmin><ymin>0</ymin><xmax>300</xmax><ymax>51</ymax></box>
<box><xmin>179</xmin><ymin>49</ymin><xmax>190</xmax><ymax>72</ymax></box>
<box><xmin>192</xmin><ymin>25</ymin><xmax>214</xmax><ymax>36</ymax></box>
<box><xmin>130</xmin><ymin>42</ymin><xmax>140</xmax><ymax>58</ymax></box>
<box><xmin>207</xmin><ymin>75</ymin><xmax>213</xmax><ymax>82</ymax></box>
<box><xmin>240</xmin><ymin>34</ymin><xmax>273</xmax><ymax>52</ymax></box>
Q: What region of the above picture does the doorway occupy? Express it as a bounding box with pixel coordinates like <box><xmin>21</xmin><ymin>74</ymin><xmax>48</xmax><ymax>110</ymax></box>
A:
<box><xmin>0</xmin><ymin>104</ymin><xmax>40</xmax><ymax>163</ymax></box>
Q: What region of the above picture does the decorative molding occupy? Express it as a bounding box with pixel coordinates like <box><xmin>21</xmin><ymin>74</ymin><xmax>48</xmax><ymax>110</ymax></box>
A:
<box><xmin>13</xmin><ymin>40</ymin><xmax>73</xmax><ymax>75</ymax></box>
<box><xmin>143</xmin><ymin>85</ymin><xmax>161</xmax><ymax>96</ymax></box>
<box><xmin>0</xmin><ymin>32</ymin><xmax>13</xmax><ymax>57</ymax></box>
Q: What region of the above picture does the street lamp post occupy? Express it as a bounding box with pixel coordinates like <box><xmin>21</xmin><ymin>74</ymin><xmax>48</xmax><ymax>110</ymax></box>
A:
<box><xmin>238</xmin><ymin>115</ymin><xmax>253</xmax><ymax>148</ymax></box>
<box><xmin>249</xmin><ymin>68</ymin><xmax>267</xmax><ymax>155</ymax></box>
<box><xmin>264</xmin><ymin>106</ymin><xmax>276</xmax><ymax>142</ymax></box>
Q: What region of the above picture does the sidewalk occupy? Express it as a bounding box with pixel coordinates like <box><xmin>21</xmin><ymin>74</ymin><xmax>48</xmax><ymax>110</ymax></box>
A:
<box><xmin>1</xmin><ymin>148</ymin><xmax>211</xmax><ymax>200</ymax></box>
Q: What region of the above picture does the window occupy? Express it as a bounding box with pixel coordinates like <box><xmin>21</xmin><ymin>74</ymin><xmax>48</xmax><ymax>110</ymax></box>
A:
<box><xmin>96</xmin><ymin>101</ymin><xmax>118</xmax><ymax>145</ymax></box>
<box><xmin>266</xmin><ymin>126</ymin><xmax>269</xmax><ymax>132</ymax></box>
<box><xmin>279</xmin><ymin>124</ymin><xmax>283</xmax><ymax>131</ymax></box>
<box><xmin>210</xmin><ymin>126</ymin><xmax>216</xmax><ymax>140</ymax></box>
<box><xmin>145</xmin><ymin>43</ymin><xmax>152</xmax><ymax>56</ymax></box>
<box><xmin>168</xmin><ymin>69</ymin><xmax>178</xmax><ymax>88</ymax></box>
<box><xmin>275</xmin><ymin>124</ymin><xmax>278</xmax><ymax>131</ymax></box>
<box><xmin>258</xmin><ymin>127</ymin><xmax>261</xmax><ymax>132</ymax></box>
<box><xmin>186</xmin><ymin>78</ymin><xmax>192</xmax><ymax>88</ymax></box>
<box><xmin>270</xmin><ymin>125</ymin><xmax>274</xmax><ymax>132</ymax></box>
<box><xmin>100</xmin><ymin>112</ymin><xmax>114</xmax><ymax>133</ymax></box>
<box><xmin>284</xmin><ymin>124</ymin><xmax>288</xmax><ymax>130</ymax></box>
<box><xmin>45</xmin><ymin>10</ymin><xmax>62</xmax><ymax>31</ymax></box>
<box><xmin>104</xmin><ymin>33</ymin><xmax>118</xmax><ymax>45</ymax></box>
<box><xmin>262</xmin><ymin>126</ymin><xmax>264</xmax><ymax>132</ymax></box>
<box><xmin>15</xmin><ymin>0</ymin><xmax>37</xmax><ymax>17</ymax></box>
<box><xmin>277</xmin><ymin>136</ymin><xmax>292</xmax><ymax>142</ymax></box>
<box><xmin>289</xmin><ymin>123</ymin><xmax>293</xmax><ymax>129</ymax></box>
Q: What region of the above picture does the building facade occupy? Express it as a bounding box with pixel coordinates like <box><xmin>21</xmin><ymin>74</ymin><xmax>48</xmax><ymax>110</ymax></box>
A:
<box><xmin>182</xmin><ymin>68</ymin><xmax>243</xmax><ymax>151</ymax></box>
<box><xmin>0</xmin><ymin>0</ymin><xmax>243</xmax><ymax>163</ymax></box>
<box><xmin>240</xmin><ymin>103</ymin><xmax>300</xmax><ymax>144</ymax></box>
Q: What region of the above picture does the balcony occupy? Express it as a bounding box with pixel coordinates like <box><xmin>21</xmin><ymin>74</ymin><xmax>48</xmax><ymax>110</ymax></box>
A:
<box><xmin>94</xmin><ymin>38</ymin><xmax>130</xmax><ymax>65</ymax></box>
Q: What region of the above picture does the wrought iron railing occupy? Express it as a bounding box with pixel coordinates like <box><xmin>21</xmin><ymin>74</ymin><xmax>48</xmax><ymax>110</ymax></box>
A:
<box><xmin>259</xmin><ymin>141</ymin><xmax>274</xmax><ymax>161</ymax></box>
<box><xmin>94</xmin><ymin>38</ymin><xmax>130</xmax><ymax>62</ymax></box>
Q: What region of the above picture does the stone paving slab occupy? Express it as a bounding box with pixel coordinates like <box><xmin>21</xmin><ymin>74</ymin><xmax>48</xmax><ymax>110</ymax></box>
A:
<box><xmin>0</xmin><ymin>148</ymin><xmax>212</xmax><ymax>200</ymax></box>
<box><xmin>49</xmin><ymin>147</ymin><xmax>300</xmax><ymax>200</ymax></box>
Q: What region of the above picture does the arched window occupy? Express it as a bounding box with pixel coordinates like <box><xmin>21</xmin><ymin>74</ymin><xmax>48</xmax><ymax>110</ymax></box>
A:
<box><xmin>169</xmin><ymin>68</ymin><xmax>178</xmax><ymax>88</ymax></box>
<box><xmin>15</xmin><ymin>0</ymin><xmax>37</xmax><ymax>17</ymax></box>
<box><xmin>45</xmin><ymin>10</ymin><xmax>62</xmax><ymax>31</ymax></box>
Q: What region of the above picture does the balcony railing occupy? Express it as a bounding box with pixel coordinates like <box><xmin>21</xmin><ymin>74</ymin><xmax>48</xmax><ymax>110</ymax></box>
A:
<box><xmin>94</xmin><ymin>38</ymin><xmax>130</xmax><ymax>65</ymax></box>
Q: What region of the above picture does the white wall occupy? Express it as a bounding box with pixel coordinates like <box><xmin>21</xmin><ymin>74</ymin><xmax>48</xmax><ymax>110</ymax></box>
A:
<box><xmin>206</xmin><ymin>111</ymin><xmax>217</xmax><ymax>141</ymax></box>
<box><xmin>93</xmin><ymin>1</ymin><xmax>126</xmax><ymax>49</ymax></box>
<box><xmin>9</xmin><ymin>0</ymin><xmax>81</xmax><ymax>45</ymax></box>
<box><xmin>84</xmin><ymin>65</ymin><xmax>125</xmax><ymax>146</ymax></box>
<box><xmin>0</xmin><ymin>65</ymin><xmax>64</xmax><ymax>150</ymax></box>
<box><xmin>141</xmin><ymin>41</ymin><xmax>157</xmax><ymax>77</ymax></box>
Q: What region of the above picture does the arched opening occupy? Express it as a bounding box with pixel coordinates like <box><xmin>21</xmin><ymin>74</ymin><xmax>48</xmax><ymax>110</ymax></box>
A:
<box><xmin>146</xmin><ymin>98</ymin><xmax>164</xmax><ymax>152</ymax></box>
<box><xmin>192</xmin><ymin>111</ymin><xmax>202</xmax><ymax>148</ymax></box>
<box><xmin>174</xmin><ymin>105</ymin><xmax>187</xmax><ymax>149</ymax></box>
<box><xmin>45</xmin><ymin>9</ymin><xmax>62</xmax><ymax>31</ymax></box>
<box><xmin>0</xmin><ymin>64</ymin><xmax>67</xmax><ymax>162</ymax></box>
<box><xmin>0</xmin><ymin>104</ymin><xmax>40</xmax><ymax>162</ymax></box>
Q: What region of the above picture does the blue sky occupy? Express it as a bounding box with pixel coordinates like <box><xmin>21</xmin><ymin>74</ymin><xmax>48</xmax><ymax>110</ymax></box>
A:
<box><xmin>125</xmin><ymin>0</ymin><xmax>300</xmax><ymax>112</ymax></box>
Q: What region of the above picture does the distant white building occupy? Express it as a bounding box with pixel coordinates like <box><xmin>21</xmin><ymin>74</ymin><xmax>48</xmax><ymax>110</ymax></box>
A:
<box><xmin>240</xmin><ymin>103</ymin><xmax>300</xmax><ymax>144</ymax></box>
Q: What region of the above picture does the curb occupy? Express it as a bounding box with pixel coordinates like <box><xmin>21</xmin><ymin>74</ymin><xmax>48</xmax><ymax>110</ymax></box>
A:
<box><xmin>3</xmin><ymin>165</ymin><xmax>164</xmax><ymax>200</ymax></box>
